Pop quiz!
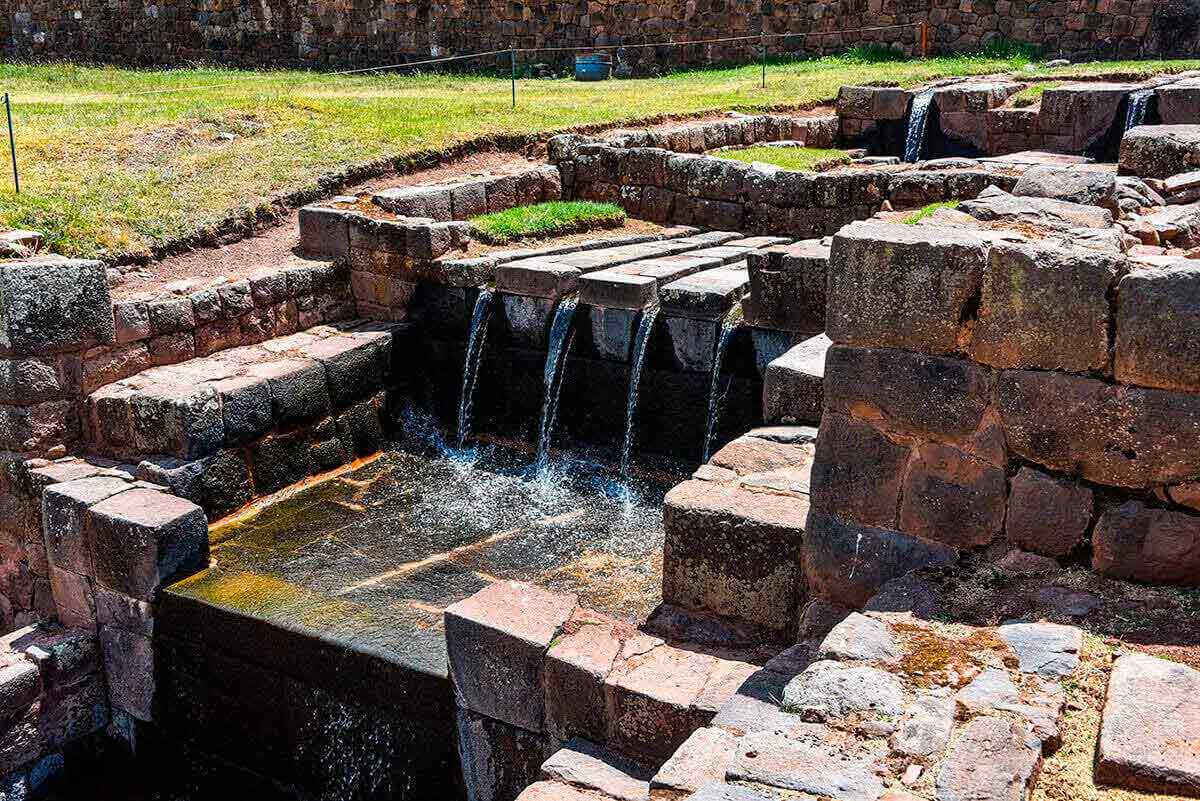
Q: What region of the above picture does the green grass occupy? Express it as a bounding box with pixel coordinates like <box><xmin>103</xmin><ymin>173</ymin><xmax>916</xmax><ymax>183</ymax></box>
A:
<box><xmin>470</xmin><ymin>200</ymin><xmax>625</xmax><ymax>244</ymax></box>
<box><xmin>716</xmin><ymin>145</ymin><xmax>851</xmax><ymax>172</ymax></box>
<box><xmin>2</xmin><ymin>51</ymin><xmax>1200</xmax><ymax>260</ymax></box>
<box><xmin>905</xmin><ymin>200</ymin><xmax>961</xmax><ymax>224</ymax></box>
<box><xmin>1010</xmin><ymin>81</ymin><xmax>1063</xmax><ymax>108</ymax></box>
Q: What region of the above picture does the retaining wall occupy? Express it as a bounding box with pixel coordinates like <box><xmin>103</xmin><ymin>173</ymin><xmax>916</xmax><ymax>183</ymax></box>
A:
<box><xmin>5</xmin><ymin>1</ymin><xmax>1192</xmax><ymax>71</ymax></box>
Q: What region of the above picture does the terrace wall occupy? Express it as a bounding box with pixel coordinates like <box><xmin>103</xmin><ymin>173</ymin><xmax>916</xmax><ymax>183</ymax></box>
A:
<box><xmin>4</xmin><ymin>1</ymin><xmax>1193</xmax><ymax>71</ymax></box>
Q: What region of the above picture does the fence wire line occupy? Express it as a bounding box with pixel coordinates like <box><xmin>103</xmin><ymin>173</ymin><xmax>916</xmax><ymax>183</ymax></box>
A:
<box><xmin>9</xmin><ymin>22</ymin><xmax>924</xmax><ymax>101</ymax></box>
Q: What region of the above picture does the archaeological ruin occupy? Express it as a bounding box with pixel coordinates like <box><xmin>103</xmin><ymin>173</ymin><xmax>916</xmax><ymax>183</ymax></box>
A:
<box><xmin>1</xmin><ymin>70</ymin><xmax>1200</xmax><ymax>800</ymax></box>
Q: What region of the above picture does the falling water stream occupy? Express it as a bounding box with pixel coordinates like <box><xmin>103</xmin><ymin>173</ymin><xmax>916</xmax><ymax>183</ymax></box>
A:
<box><xmin>701</xmin><ymin>306</ymin><xmax>743</xmax><ymax>463</ymax></box>
<box><xmin>620</xmin><ymin>306</ymin><xmax>660</xmax><ymax>477</ymax></box>
<box><xmin>535</xmin><ymin>295</ymin><xmax>579</xmax><ymax>470</ymax></box>
<box><xmin>1124</xmin><ymin>88</ymin><xmax>1154</xmax><ymax>133</ymax></box>
<box><xmin>455</xmin><ymin>289</ymin><xmax>495</xmax><ymax>449</ymax></box>
<box><xmin>904</xmin><ymin>90</ymin><xmax>935</xmax><ymax>163</ymax></box>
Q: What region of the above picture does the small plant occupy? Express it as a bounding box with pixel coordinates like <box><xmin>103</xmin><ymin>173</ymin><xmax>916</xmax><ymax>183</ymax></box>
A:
<box><xmin>717</xmin><ymin>146</ymin><xmax>852</xmax><ymax>172</ymax></box>
<box><xmin>841</xmin><ymin>43</ymin><xmax>909</xmax><ymax>65</ymax></box>
<box><xmin>1010</xmin><ymin>82</ymin><xmax>1061</xmax><ymax>108</ymax></box>
<box><xmin>469</xmin><ymin>201</ymin><xmax>626</xmax><ymax>244</ymax></box>
<box><xmin>904</xmin><ymin>200</ymin><xmax>961</xmax><ymax>225</ymax></box>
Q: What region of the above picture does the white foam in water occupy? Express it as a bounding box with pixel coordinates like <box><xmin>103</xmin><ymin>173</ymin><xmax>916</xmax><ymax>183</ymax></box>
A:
<box><xmin>1125</xmin><ymin>88</ymin><xmax>1154</xmax><ymax>133</ymax></box>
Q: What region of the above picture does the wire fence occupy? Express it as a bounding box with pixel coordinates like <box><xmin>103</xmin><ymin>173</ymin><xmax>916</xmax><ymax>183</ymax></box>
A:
<box><xmin>0</xmin><ymin>22</ymin><xmax>929</xmax><ymax>194</ymax></box>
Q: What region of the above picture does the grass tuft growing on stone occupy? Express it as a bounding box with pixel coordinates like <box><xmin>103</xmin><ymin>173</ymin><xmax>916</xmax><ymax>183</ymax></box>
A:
<box><xmin>470</xmin><ymin>200</ymin><xmax>626</xmax><ymax>244</ymax></box>
<box><xmin>1010</xmin><ymin>81</ymin><xmax>1063</xmax><ymax>108</ymax></box>
<box><xmin>905</xmin><ymin>200</ymin><xmax>961</xmax><ymax>224</ymax></box>
<box><xmin>716</xmin><ymin>145</ymin><xmax>851</xmax><ymax>172</ymax></box>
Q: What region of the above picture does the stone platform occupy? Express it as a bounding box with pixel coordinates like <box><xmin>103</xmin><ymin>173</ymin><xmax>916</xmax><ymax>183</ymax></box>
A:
<box><xmin>156</xmin><ymin>443</ymin><xmax>676</xmax><ymax>799</ymax></box>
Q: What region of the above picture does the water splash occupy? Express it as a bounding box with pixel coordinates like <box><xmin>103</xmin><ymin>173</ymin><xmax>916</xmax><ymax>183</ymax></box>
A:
<box><xmin>536</xmin><ymin>295</ymin><xmax>579</xmax><ymax>470</ymax></box>
<box><xmin>904</xmin><ymin>90</ymin><xmax>935</xmax><ymax>163</ymax></box>
<box><xmin>456</xmin><ymin>288</ymin><xmax>495</xmax><ymax>449</ymax></box>
<box><xmin>620</xmin><ymin>306</ymin><xmax>660</xmax><ymax>477</ymax></box>
<box><xmin>1124</xmin><ymin>88</ymin><xmax>1154</xmax><ymax>134</ymax></box>
<box><xmin>701</xmin><ymin>305</ymin><xmax>743</xmax><ymax>463</ymax></box>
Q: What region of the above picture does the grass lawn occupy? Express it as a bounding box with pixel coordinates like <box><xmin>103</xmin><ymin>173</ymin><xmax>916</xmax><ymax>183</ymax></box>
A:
<box><xmin>716</xmin><ymin>145</ymin><xmax>851</xmax><ymax>171</ymax></box>
<box><xmin>471</xmin><ymin>200</ymin><xmax>625</xmax><ymax>243</ymax></box>
<box><xmin>2</xmin><ymin>52</ymin><xmax>1200</xmax><ymax>260</ymax></box>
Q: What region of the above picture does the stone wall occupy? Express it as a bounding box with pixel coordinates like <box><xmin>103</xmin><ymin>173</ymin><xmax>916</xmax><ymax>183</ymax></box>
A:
<box><xmin>5</xmin><ymin>1</ymin><xmax>1194</xmax><ymax>71</ymax></box>
<box><xmin>806</xmin><ymin>218</ymin><xmax>1200</xmax><ymax>609</ymax></box>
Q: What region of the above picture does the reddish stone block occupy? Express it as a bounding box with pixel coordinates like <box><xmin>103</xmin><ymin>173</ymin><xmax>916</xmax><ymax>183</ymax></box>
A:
<box><xmin>810</xmin><ymin>413</ymin><xmax>910</xmax><ymax>530</ymax></box>
<box><xmin>99</xmin><ymin>626</ymin><xmax>154</xmax><ymax>721</ymax></box>
<box><xmin>543</xmin><ymin>608</ymin><xmax>625</xmax><ymax>745</ymax></box>
<box><xmin>898</xmin><ymin>443</ymin><xmax>1007</xmax><ymax>550</ymax></box>
<box><xmin>42</xmin><ymin>475</ymin><xmax>134</xmax><ymax>576</ymax></box>
<box><xmin>605</xmin><ymin>644</ymin><xmax>717</xmax><ymax>762</ymax></box>
<box><xmin>445</xmin><ymin>581</ymin><xmax>577</xmax><ymax>734</ymax></box>
<box><xmin>1114</xmin><ymin>260</ymin><xmax>1200</xmax><ymax>392</ymax></box>
<box><xmin>1005</xmin><ymin>467</ymin><xmax>1093</xmax><ymax>557</ymax></box>
<box><xmin>48</xmin><ymin>567</ymin><xmax>96</xmax><ymax>632</ymax></box>
<box><xmin>1093</xmin><ymin>500</ymin><xmax>1200</xmax><ymax>586</ymax></box>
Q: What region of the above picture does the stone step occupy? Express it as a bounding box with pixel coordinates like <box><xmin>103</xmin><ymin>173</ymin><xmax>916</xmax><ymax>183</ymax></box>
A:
<box><xmin>538</xmin><ymin>738</ymin><xmax>654</xmax><ymax>801</ymax></box>
<box><xmin>744</xmin><ymin>239</ymin><xmax>830</xmax><ymax>334</ymax></box>
<box><xmin>579</xmin><ymin>254</ymin><xmax>726</xmax><ymax>310</ymax></box>
<box><xmin>658</xmin><ymin>264</ymin><xmax>752</xmax><ymax>373</ymax></box>
<box><xmin>663</xmin><ymin>428</ymin><xmax>816</xmax><ymax>641</ymax></box>
<box><xmin>762</xmin><ymin>333</ymin><xmax>830</xmax><ymax>426</ymax></box>
<box><xmin>83</xmin><ymin>319</ymin><xmax>410</xmax><ymax>518</ymax></box>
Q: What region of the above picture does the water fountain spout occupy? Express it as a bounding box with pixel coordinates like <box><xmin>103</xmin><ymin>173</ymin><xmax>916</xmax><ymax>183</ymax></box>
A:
<box><xmin>456</xmin><ymin>288</ymin><xmax>495</xmax><ymax>449</ymax></box>
<box><xmin>701</xmin><ymin>304</ymin><xmax>743</xmax><ymax>463</ymax></box>
<box><xmin>1124</xmin><ymin>88</ymin><xmax>1155</xmax><ymax>134</ymax></box>
<box><xmin>535</xmin><ymin>294</ymin><xmax>579</xmax><ymax>470</ymax></box>
<box><xmin>904</xmin><ymin>90</ymin><xmax>935</xmax><ymax>163</ymax></box>
<box><xmin>621</xmin><ymin>305</ymin><xmax>661</xmax><ymax>477</ymax></box>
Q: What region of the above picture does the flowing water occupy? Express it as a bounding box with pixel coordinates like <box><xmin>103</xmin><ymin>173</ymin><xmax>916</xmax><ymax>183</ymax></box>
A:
<box><xmin>620</xmin><ymin>306</ymin><xmax>660</xmax><ymax>477</ymax></box>
<box><xmin>536</xmin><ymin>295</ymin><xmax>579</xmax><ymax>470</ymax></box>
<box><xmin>904</xmin><ymin>90</ymin><xmax>935</xmax><ymax>163</ymax></box>
<box><xmin>455</xmin><ymin>289</ymin><xmax>495</xmax><ymax>449</ymax></box>
<box><xmin>701</xmin><ymin>306</ymin><xmax>743</xmax><ymax>463</ymax></box>
<box><xmin>1124</xmin><ymin>88</ymin><xmax>1154</xmax><ymax>133</ymax></box>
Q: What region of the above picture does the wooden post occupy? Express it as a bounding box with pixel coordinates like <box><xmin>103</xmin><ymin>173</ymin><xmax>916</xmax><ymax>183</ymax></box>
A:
<box><xmin>510</xmin><ymin>48</ymin><xmax>517</xmax><ymax>109</ymax></box>
<box><xmin>921</xmin><ymin>21</ymin><xmax>929</xmax><ymax>59</ymax></box>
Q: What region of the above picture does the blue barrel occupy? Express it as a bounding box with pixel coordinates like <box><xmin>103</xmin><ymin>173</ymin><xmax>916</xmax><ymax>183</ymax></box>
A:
<box><xmin>575</xmin><ymin>53</ymin><xmax>613</xmax><ymax>82</ymax></box>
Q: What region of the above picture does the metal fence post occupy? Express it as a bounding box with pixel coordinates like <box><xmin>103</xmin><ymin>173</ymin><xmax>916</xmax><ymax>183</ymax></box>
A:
<box><xmin>510</xmin><ymin>48</ymin><xmax>517</xmax><ymax>109</ymax></box>
<box><xmin>4</xmin><ymin>93</ymin><xmax>17</xmax><ymax>195</ymax></box>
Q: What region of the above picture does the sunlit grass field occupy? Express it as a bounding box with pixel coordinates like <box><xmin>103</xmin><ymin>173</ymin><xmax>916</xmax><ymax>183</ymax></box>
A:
<box><xmin>1</xmin><ymin>50</ymin><xmax>1198</xmax><ymax>260</ymax></box>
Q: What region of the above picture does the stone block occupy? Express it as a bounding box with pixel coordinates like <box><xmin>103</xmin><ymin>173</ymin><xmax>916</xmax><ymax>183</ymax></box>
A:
<box><xmin>373</xmin><ymin>186</ymin><xmax>452</xmax><ymax>221</ymax></box>
<box><xmin>803</xmin><ymin>510</ymin><xmax>957</xmax><ymax>608</ymax></box>
<box><xmin>129</xmin><ymin>384</ymin><xmax>225</xmax><ymax>459</ymax></box>
<box><xmin>726</xmin><ymin>728</ymin><xmax>884</xmax><ymax>799</ymax></box>
<box><xmin>1097</xmin><ymin>652</ymin><xmax>1200</xmax><ymax>796</ymax></box>
<box><xmin>42</xmin><ymin>475</ymin><xmax>135</xmax><ymax>576</ymax></box>
<box><xmin>996</xmin><ymin>622</ymin><xmax>1081</xmax><ymax>677</ymax></box>
<box><xmin>1114</xmin><ymin>260</ymin><xmax>1200</xmax><ymax>391</ymax></box>
<box><xmin>659</xmin><ymin>266</ymin><xmax>750</xmax><ymax>322</ymax></box>
<box><xmin>0</xmin><ymin>657</ymin><xmax>40</xmax><ymax>726</ymax></box>
<box><xmin>762</xmin><ymin>334</ymin><xmax>828</xmax><ymax>426</ymax></box>
<box><xmin>605</xmin><ymin>644</ymin><xmax>716</xmax><ymax>761</ymax></box>
<box><xmin>1120</xmin><ymin>125</ymin><xmax>1200</xmax><ymax>179</ymax></box>
<box><xmin>246</xmin><ymin>358</ymin><xmax>330</xmax><ymax>427</ymax></box>
<box><xmin>650</xmin><ymin>727</ymin><xmax>738</xmax><ymax>800</ymax></box>
<box><xmin>197</xmin><ymin>448</ymin><xmax>254</xmax><ymax>520</ymax></box>
<box><xmin>81</xmin><ymin>344</ymin><xmax>150</xmax><ymax>395</ymax></box>
<box><xmin>543</xmin><ymin>608</ymin><xmax>624</xmax><ymax>746</ymax></box>
<box><xmin>0</xmin><ymin>357</ymin><xmax>70</xmax><ymax>405</ymax></box>
<box><xmin>49</xmin><ymin>567</ymin><xmax>95</xmax><ymax>632</ymax></box>
<box><xmin>94</xmin><ymin>586</ymin><xmax>154</xmax><ymax>636</ymax></box>
<box><xmin>209</xmin><ymin>374</ymin><xmax>272</xmax><ymax>445</ymax></box>
<box><xmin>87</xmin><ymin>488</ymin><xmax>208</xmax><ymax>601</ymax></box>
<box><xmin>899</xmin><ymin>442</ymin><xmax>1007</xmax><ymax>550</ymax></box>
<box><xmin>458</xmin><ymin>709</ymin><xmax>551</xmax><ymax>801</ymax></box>
<box><xmin>113</xmin><ymin>301</ymin><xmax>151</xmax><ymax>345</ymax></box>
<box><xmin>539</xmin><ymin>738</ymin><xmax>651</xmax><ymax>801</ymax></box>
<box><xmin>823</xmin><ymin>346</ymin><xmax>995</xmax><ymax>447</ymax></box>
<box><xmin>960</xmin><ymin>185</ymin><xmax>1113</xmax><ymax>231</ymax></box>
<box><xmin>0</xmin><ymin>258</ymin><xmax>114</xmax><ymax>357</ymax></box>
<box><xmin>99</xmin><ymin>626</ymin><xmax>154</xmax><ymax>721</ymax></box>
<box><xmin>1012</xmin><ymin>165</ymin><xmax>1118</xmax><ymax>208</ymax></box>
<box><xmin>1092</xmin><ymin>500</ymin><xmax>1200</xmax><ymax>586</ymax></box>
<box><xmin>298</xmin><ymin>206</ymin><xmax>351</xmax><ymax>259</ymax></box>
<box><xmin>998</xmin><ymin>369</ymin><xmax>1200</xmax><ymax>489</ymax></box>
<box><xmin>663</xmin><ymin>480</ymin><xmax>806</xmax><ymax>640</ymax></box>
<box><xmin>810</xmin><ymin>413</ymin><xmax>910</xmax><ymax>530</ymax></box>
<box><xmin>496</xmin><ymin>261</ymin><xmax>581</xmax><ymax>300</ymax></box>
<box><xmin>837</xmin><ymin>86</ymin><xmax>911</xmax><ymax>120</ymax></box>
<box><xmin>1039</xmin><ymin>82</ymin><xmax>1135</xmax><ymax>153</ymax></box>
<box><xmin>1156</xmin><ymin>78</ymin><xmax>1200</xmax><ymax>125</ymax></box>
<box><xmin>445</xmin><ymin>581</ymin><xmax>577</xmax><ymax>733</ymax></box>
<box><xmin>934</xmin><ymin>717</ymin><xmax>1041</xmax><ymax>801</ymax></box>
<box><xmin>744</xmin><ymin>240</ymin><xmax>829</xmax><ymax>334</ymax></box>
<box><xmin>826</xmin><ymin>222</ymin><xmax>987</xmax><ymax>355</ymax></box>
<box><xmin>661</xmin><ymin>316</ymin><xmax>717</xmax><ymax>373</ymax></box>
<box><xmin>970</xmin><ymin>240</ymin><xmax>1121</xmax><ymax>373</ymax></box>
<box><xmin>1004</xmin><ymin>467</ymin><xmax>1092</xmax><ymax>557</ymax></box>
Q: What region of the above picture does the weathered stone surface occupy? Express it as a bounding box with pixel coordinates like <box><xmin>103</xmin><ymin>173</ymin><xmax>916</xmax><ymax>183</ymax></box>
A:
<box><xmin>891</xmin><ymin>694</ymin><xmax>955</xmax><ymax>758</ymax></box>
<box><xmin>1092</xmin><ymin>500</ymin><xmax>1200</xmax><ymax>586</ymax></box>
<box><xmin>827</xmin><ymin>221</ymin><xmax>988</xmax><ymax>355</ymax></box>
<box><xmin>1004</xmin><ymin>467</ymin><xmax>1092</xmax><ymax>558</ymax></box>
<box><xmin>745</xmin><ymin>240</ymin><xmax>829</xmax><ymax>333</ymax></box>
<box><xmin>899</xmin><ymin>442</ymin><xmax>1007</xmax><ymax>550</ymax></box>
<box><xmin>998</xmin><ymin>369</ymin><xmax>1200</xmax><ymax>489</ymax></box>
<box><xmin>298</xmin><ymin>205</ymin><xmax>350</xmax><ymax>259</ymax></box>
<box><xmin>1012</xmin><ymin>166</ymin><xmax>1117</xmax><ymax>208</ymax></box>
<box><xmin>649</xmin><ymin>727</ymin><xmax>737</xmax><ymax>800</ymax></box>
<box><xmin>544</xmin><ymin>608</ymin><xmax>623</xmax><ymax>745</ymax></box>
<box><xmin>445</xmin><ymin>581</ymin><xmax>577</xmax><ymax>734</ymax></box>
<box><xmin>99</xmin><ymin>626</ymin><xmax>154</xmax><ymax>721</ymax></box>
<box><xmin>514</xmin><ymin>780</ymin><xmax>600</xmax><ymax>801</ymax></box>
<box><xmin>818</xmin><ymin>613</ymin><xmax>899</xmax><ymax>662</ymax></box>
<box><xmin>1097</xmin><ymin>652</ymin><xmax>1200</xmax><ymax>796</ymax></box>
<box><xmin>458</xmin><ymin>709</ymin><xmax>550</xmax><ymax>801</ymax></box>
<box><xmin>1157</xmin><ymin>78</ymin><xmax>1200</xmax><ymax>125</ymax></box>
<box><xmin>42</xmin><ymin>475</ymin><xmax>135</xmax><ymax>576</ymax></box>
<box><xmin>497</xmin><ymin>261</ymin><xmax>582</xmax><ymax>300</ymax></box>
<box><xmin>810</xmin><ymin>414</ymin><xmax>909</xmax><ymax>530</ymax></box>
<box><xmin>710</xmin><ymin>668</ymin><xmax>797</xmax><ymax>737</ymax></box>
<box><xmin>659</xmin><ymin>266</ymin><xmax>750</xmax><ymax>322</ymax></box>
<box><xmin>970</xmin><ymin>240</ymin><xmax>1121</xmax><ymax>373</ymax></box>
<box><xmin>934</xmin><ymin>717</ymin><xmax>1041</xmax><ymax>801</ymax></box>
<box><xmin>727</xmin><ymin>729</ymin><xmax>885</xmax><ymax>800</ymax></box>
<box><xmin>782</xmin><ymin>660</ymin><xmax>904</xmax><ymax>719</ymax></box>
<box><xmin>823</xmin><ymin>346</ymin><xmax>994</xmax><ymax>445</ymax></box>
<box><xmin>662</xmin><ymin>480</ymin><xmax>805</xmax><ymax>640</ymax></box>
<box><xmin>0</xmin><ymin>259</ymin><xmax>114</xmax><ymax>356</ymax></box>
<box><xmin>762</xmin><ymin>334</ymin><xmax>828</xmax><ymax>426</ymax></box>
<box><xmin>87</xmin><ymin>488</ymin><xmax>207</xmax><ymax>602</ymax></box>
<box><xmin>1115</xmin><ymin>260</ymin><xmax>1200</xmax><ymax>392</ymax></box>
<box><xmin>996</xmin><ymin>622</ymin><xmax>1081</xmax><ymax>677</ymax></box>
<box><xmin>864</xmin><ymin>574</ymin><xmax>943</xmax><ymax>621</ymax></box>
<box><xmin>605</xmin><ymin>644</ymin><xmax>715</xmax><ymax>761</ymax></box>
<box><xmin>804</xmin><ymin>511</ymin><xmax>958</xmax><ymax>609</ymax></box>
<box><xmin>960</xmin><ymin>186</ymin><xmax>1113</xmax><ymax>232</ymax></box>
<box><xmin>539</xmin><ymin>738</ymin><xmax>651</xmax><ymax>801</ymax></box>
<box><xmin>1120</xmin><ymin>125</ymin><xmax>1200</xmax><ymax>179</ymax></box>
<box><xmin>684</xmin><ymin>783</ymin><xmax>773</xmax><ymax>801</ymax></box>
